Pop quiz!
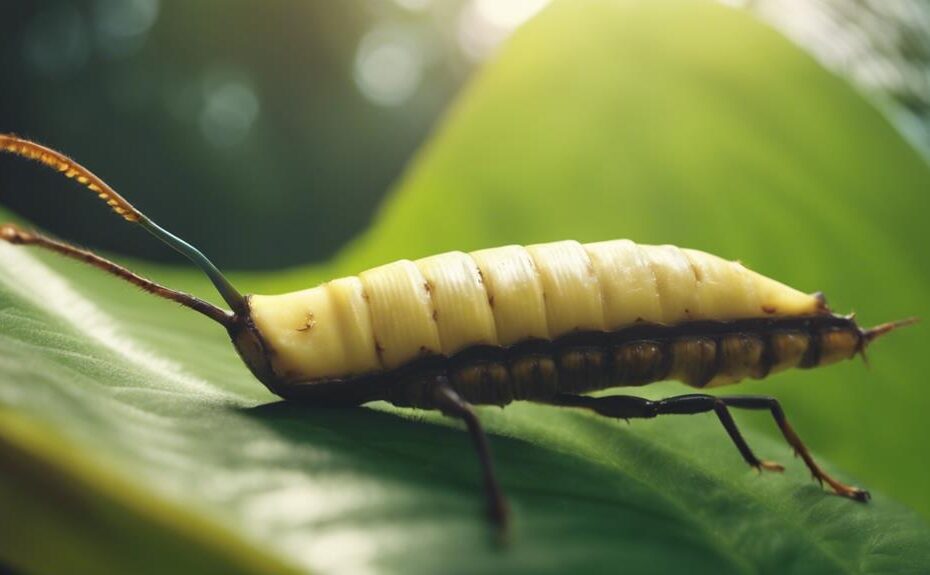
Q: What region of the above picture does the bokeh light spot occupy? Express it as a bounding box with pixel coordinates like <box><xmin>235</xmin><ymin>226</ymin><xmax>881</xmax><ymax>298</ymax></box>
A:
<box><xmin>474</xmin><ymin>0</ymin><xmax>549</xmax><ymax>29</ymax></box>
<box><xmin>354</xmin><ymin>26</ymin><xmax>423</xmax><ymax>107</ymax></box>
<box><xmin>393</xmin><ymin>0</ymin><xmax>432</xmax><ymax>12</ymax></box>
<box><xmin>22</xmin><ymin>5</ymin><xmax>90</xmax><ymax>80</ymax></box>
<box><xmin>92</xmin><ymin>0</ymin><xmax>160</xmax><ymax>58</ymax></box>
<box><xmin>458</xmin><ymin>0</ymin><xmax>550</xmax><ymax>60</ymax></box>
<box><xmin>198</xmin><ymin>75</ymin><xmax>261</xmax><ymax>149</ymax></box>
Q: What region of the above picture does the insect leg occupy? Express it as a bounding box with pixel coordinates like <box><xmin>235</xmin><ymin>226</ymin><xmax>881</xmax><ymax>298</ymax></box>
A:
<box><xmin>720</xmin><ymin>395</ymin><xmax>870</xmax><ymax>502</ymax></box>
<box><xmin>549</xmin><ymin>393</ymin><xmax>783</xmax><ymax>472</ymax></box>
<box><xmin>431</xmin><ymin>377</ymin><xmax>510</xmax><ymax>533</ymax></box>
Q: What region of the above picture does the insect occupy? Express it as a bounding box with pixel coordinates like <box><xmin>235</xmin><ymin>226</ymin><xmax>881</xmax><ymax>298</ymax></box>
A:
<box><xmin>0</xmin><ymin>134</ymin><xmax>916</xmax><ymax>534</ymax></box>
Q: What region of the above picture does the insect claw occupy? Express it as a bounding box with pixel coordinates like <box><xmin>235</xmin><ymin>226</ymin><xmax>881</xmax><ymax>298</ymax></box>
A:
<box><xmin>488</xmin><ymin>501</ymin><xmax>511</xmax><ymax>547</ymax></box>
<box><xmin>758</xmin><ymin>460</ymin><xmax>785</xmax><ymax>473</ymax></box>
<box><xmin>850</xmin><ymin>488</ymin><xmax>871</xmax><ymax>503</ymax></box>
<box><xmin>829</xmin><ymin>484</ymin><xmax>871</xmax><ymax>502</ymax></box>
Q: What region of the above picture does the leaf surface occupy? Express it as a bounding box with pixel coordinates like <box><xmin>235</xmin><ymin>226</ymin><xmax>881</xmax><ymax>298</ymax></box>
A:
<box><xmin>2</xmin><ymin>1</ymin><xmax>929</xmax><ymax>573</ymax></box>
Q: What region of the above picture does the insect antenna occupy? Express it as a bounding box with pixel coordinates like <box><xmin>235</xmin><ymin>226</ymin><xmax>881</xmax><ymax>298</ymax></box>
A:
<box><xmin>0</xmin><ymin>134</ymin><xmax>245</xmax><ymax>318</ymax></box>
<box><xmin>0</xmin><ymin>224</ymin><xmax>233</xmax><ymax>326</ymax></box>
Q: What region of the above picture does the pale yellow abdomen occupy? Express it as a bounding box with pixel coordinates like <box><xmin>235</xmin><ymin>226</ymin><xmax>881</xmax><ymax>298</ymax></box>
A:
<box><xmin>249</xmin><ymin>240</ymin><xmax>820</xmax><ymax>382</ymax></box>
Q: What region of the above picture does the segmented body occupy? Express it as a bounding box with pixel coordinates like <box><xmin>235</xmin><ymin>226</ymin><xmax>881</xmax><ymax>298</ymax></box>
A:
<box><xmin>242</xmin><ymin>240</ymin><xmax>857</xmax><ymax>407</ymax></box>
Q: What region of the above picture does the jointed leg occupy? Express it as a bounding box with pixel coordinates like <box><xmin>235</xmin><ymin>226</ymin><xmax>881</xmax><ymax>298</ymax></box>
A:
<box><xmin>549</xmin><ymin>392</ymin><xmax>868</xmax><ymax>501</ymax></box>
<box><xmin>720</xmin><ymin>395</ymin><xmax>870</xmax><ymax>501</ymax></box>
<box><xmin>550</xmin><ymin>393</ymin><xmax>783</xmax><ymax>472</ymax></box>
<box><xmin>713</xmin><ymin>399</ymin><xmax>785</xmax><ymax>473</ymax></box>
<box><xmin>431</xmin><ymin>377</ymin><xmax>510</xmax><ymax>533</ymax></box>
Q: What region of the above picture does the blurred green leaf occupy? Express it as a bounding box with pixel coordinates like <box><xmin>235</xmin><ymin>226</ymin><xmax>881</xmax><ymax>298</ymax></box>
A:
<box><xmin>2</xmin><ymin>0</ymin><xmax>929</xmax><ymax>574</ymax></box>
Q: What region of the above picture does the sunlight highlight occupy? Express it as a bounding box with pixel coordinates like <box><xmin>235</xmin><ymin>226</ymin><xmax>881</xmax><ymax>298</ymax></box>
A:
<box><xmin>354</xmin><ymin>26</ymin><xmax>423</xmax><ymax>107</ymax></box>
<box><xmin>0</xmin><ymin>243</ymin><xmax>232</xmax><ymax>401</ymax></box>
<box><xmin>458</xmin><ymin>0</ymin><xmax>551</xmax><ymax>60</ymax></box>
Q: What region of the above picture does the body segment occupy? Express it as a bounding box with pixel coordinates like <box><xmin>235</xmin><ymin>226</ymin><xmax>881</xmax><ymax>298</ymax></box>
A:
<box><xmin>248</xmin><ymin>239</ymin><xmax>825</xmax><ymax>400</ymax></box>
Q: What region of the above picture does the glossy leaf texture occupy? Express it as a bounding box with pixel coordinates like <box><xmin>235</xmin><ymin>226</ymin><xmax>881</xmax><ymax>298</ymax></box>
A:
<box><xmin>1</xmin><ymin>1</ymin><xmax>929</xmax><ymax>574</ymax></box>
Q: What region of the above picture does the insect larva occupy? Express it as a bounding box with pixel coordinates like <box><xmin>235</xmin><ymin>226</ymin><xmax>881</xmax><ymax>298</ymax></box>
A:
<box><xmin>0</xmin><ymin>135</ymin><xmax>917</xmax><ymax>534</ymax></box>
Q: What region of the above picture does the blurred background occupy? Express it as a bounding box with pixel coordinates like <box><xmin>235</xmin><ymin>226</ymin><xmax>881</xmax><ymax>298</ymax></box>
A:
<box><xmin>1</xmin><ymin>0</ymin><xmax>928</xmax><ymax>269</ymax></box>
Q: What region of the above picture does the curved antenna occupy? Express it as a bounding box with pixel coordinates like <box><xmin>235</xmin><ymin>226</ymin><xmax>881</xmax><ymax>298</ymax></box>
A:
<box><xmin>0</xmin><ymin>134</ymin><xmax>245</xmax><ymax>315</ymax></box>
<box><xmin>0</xmin><ymin>224</ymin><xmax>233</xmax><ymax>327</ymax></box>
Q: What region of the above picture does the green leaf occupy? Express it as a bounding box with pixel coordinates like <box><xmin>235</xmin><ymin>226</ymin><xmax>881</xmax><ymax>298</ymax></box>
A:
<box><xmin>2</xmin><ymin>1</ymin><xmax>929</xmax><ymax>574</ymax></box>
